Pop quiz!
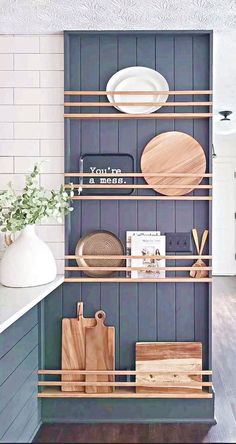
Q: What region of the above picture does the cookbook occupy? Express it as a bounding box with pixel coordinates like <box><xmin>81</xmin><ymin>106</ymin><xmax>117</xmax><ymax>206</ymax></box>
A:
<box><xmin>130</xmin><ymin>234</ymin><xmax>166</xmax><ymax>278</ymax></box>
<box><xmin>126</xmin><ymin>231</ymin><xmax>161</xmax><ymax>277</ymax></box>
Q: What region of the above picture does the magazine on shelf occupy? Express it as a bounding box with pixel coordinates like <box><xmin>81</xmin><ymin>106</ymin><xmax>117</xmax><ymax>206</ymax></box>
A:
<box><xmin>126</xmin><ymin>231</ymin><xmax>161</xmax><ymax>277</ymax></box>
<box><xmin>130</xmin><ymin>234</ymin><xmax>166</xmax><ymax>279</ymax></box>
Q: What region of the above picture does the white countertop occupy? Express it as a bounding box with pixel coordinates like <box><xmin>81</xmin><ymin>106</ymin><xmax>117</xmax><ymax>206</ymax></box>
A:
<box><xmin>0</xmin><ymin>275</ymin><xmax>64</xmax><ymax>334</ymax></box>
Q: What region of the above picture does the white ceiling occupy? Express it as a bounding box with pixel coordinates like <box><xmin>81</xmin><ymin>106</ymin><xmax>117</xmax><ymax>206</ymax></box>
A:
<box><xmin>0</xmin><ymin>0</ymin><xmax>236</xmax><ymax>33</ymax></box>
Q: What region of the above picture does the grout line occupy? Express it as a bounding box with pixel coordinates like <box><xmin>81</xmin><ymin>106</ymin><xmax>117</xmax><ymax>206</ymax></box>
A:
<box><xmin>2</xmin><ymin>121</ymin><xmax>63</xmax><ymax>124</ymax></box>
<box><xmin>12</xmin><ymin>69</ymin><xmax>64</xmax><ymax>72</ymax></box>
<box><xmin>12</xmin><ymin>52</ymin><xmax>63</xmax><ymax>55</ymax></box>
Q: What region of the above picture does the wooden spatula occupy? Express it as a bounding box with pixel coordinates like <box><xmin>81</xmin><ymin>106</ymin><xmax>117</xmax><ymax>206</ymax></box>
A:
<box><xmin>190</xmin><ymin>229</ymin><xmax>209</xmax><ymax>278</ymax></box>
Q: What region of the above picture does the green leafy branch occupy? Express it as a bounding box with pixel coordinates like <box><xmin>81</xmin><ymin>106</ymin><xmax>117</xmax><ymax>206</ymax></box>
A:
<box><xmin>0</xmin><ymin>164</ymin><xmax>74</xmax><ymax>233</ymax></box>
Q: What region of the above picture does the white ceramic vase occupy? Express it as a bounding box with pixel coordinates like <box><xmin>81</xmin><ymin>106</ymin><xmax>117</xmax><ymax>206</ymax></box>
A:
<box><xmin>0</xmin><ymin>225</ymin><xmax>57</xmax><ymax>287</ymax></box>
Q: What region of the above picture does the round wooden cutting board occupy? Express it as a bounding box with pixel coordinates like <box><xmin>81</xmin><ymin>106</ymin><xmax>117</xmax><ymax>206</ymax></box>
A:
<box><xmin>140</xmin><ymin>131</ymin><xmax>206</xmax><ymax>196</ymax></box>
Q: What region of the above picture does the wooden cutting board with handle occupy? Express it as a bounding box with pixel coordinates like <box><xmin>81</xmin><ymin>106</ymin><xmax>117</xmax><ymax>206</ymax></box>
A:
<box><xmin>136</xmin><ymin>342</ymin><xmax>202</xmax><ymax>394</ymax></box>
<box><xmin>140</xmin><ymin>131</ymin><xmax>206</xmax><ymax>196</ymax></box>
<box><xmin>85</xmin><ymin>310</ymin><xmax>115</xmax><ymax>394</ymax></box>
<box><xmin>61</xmin><ymin>302</ymin><xmax>96</xmax><ymax>392</ymax></box>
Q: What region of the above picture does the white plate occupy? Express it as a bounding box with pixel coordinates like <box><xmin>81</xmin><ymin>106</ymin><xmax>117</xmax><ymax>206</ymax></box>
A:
<box><xmin>106</xmin><ymin>66</ymin><xmax>169</xmax><ymax>114</ymax></box>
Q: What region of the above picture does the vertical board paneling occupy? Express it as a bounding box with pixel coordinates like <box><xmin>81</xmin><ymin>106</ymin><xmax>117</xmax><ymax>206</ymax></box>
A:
<box><xmin>193</xmin><ymin>34</ymin><xmax>211</xmax><ymax>368</ymax></box>
<box><xmin>155</xmin><ymin>35</ymin><xmax>176</xmax><ymax>341</ymax></box>
<box><xmin>99</xmin><ymin>35</ymin><xmax>120</xmax><ymax>367</ymax></box>
<box><xmin>118</xmin><ymin>35</ymin><xmax>138</xmax><ymax>369</ymax></box>
<box><xmin>80</xmin><ymin>35</ymin><xmax>101</xmax><ymax>312</ymax></box>
<box><xmin>63</xmin><ymin>32</ymin><xmax>212</xmax><ymax>407</ymax></box>
<box><xmin>62</xmin><ymin>283</ymin><xmax>82</xmax><ymax>318</ymax></box>
<box><xmin>136</xmin><ymin>34</ymin><xmax>157</xmax><ymax>341</ymax></box>
<box><xmin>174</xmin><ymin>35</ymin><xmax>194</xmax><ymax>341</ymax></box>
<box><xmin>44</xmin><ymin>285</ymin><xmax>63</xmax><ymax>371</ymax></box>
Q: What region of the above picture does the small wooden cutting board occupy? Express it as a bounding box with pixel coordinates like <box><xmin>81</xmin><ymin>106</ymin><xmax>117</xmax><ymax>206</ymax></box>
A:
<box><xmin>85</xmin><ymin>310</ymin><xmax>115</xmax><ymax>394</ymax></box>
<box><xmin>136</xmin><ymin>342</ymin><xmax>202</xmax><ymax>394</ymax></box>
<box><xmin>61</xmin><ymin>302</ymin><xmax>96</xmax><ymax>392</ymax></box>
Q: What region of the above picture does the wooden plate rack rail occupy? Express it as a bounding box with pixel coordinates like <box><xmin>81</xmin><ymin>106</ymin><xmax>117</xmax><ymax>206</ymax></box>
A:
<box><xmin>64</xmin><ymin>90</ymin><xmax>213</xmax><ymax>119</ymax></box>
<box><xmin>64</xmin><ymin>172</ymin><xmax>213</xmax><ymax>201</ymax></box>
<box><xmin>64</xmin><ymin>254</ymin><xmax>212</xmax><ymax>283</ymax></box>
<box><xmin>38</xmin><ymin>369</ymin><xmax>213</xmax><ymax>399</ymax></box>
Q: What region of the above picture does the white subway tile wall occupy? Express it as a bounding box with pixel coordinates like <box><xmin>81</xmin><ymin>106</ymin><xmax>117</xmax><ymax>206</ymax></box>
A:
<box><xmin>0</xmin><ymin>34</ymin><xmax>65</xmax><ymax>274</ymax></box>
<box><xmin>0</xmin><ymin>88</ymin><xmax>14</xmax><ymax>103</ymax></box>
<box><xmin>14</xmin><ymin>53</ymin><xmax>63</xmax><ymax>71</ymax></box>
<box><xmin>0</xmin><ymin>54</ymin><xmax>14</xmax><ymax>70</ymax></box>
<box><xmin>14</xmin><ymin>88</ymin><xmax>63</xmax><ymax>105</ymax></box>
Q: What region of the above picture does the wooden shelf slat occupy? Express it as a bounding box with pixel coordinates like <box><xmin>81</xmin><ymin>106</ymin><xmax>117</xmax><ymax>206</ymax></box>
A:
<box><xmin>64</xmin><ymin>101</ymin><xmax>212</xmax><ymax>107</ymax></box>
<box><xmin>64</xmin><ymin>277</ymin><xmax>212</xmax><ymax>283</ymax></box>
<box><xmin>64</xmin><ymin>90</ymin><xmax>213</xmax><ymax>96</ymax></box>
<box><xmin>38</xmin><ymin>387</ymin><xmax>212</xmax><ymax>399</ymax></box>
<box><xmin>65</xmin><ymin>184</ymin><xmax>212</xmax><ymax>189</ymax></box>
<box><xmin>38</xmin><ymin>381</ymin><xmax>212</xmax><ymax>388</ymax></box>
<box><xmin>65</xmin><ymin>255</ymin><xmax>212</xmax><ymax>260</ymax></box>
<box><xmin>64</xmin><ymin>172</ymin><xmax>212</xmax><ymax>177</ymax></box>
<box><xmin>38</xmin><ymin>370</ymin><xmax>212</xmax><ymax>376</ymax></box>
<box><xmin>65</xmin><ymin>266</ymin><xmax>212</xmax><ymax>272</ymax></box>
<box><xmin>71</xmin><ymin>195</ymin><xmax>212</xmax><ymax>201</ymax></box>
<box><xmin>64</xmin><ymin>112</ymin><xmax>212</xmax><ymax>120</ymax></box>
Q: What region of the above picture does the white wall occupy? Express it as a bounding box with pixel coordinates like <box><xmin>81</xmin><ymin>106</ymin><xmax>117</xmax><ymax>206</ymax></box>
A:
<box><xmin>0</xmin><ymin>34</ymin><xmax>64</xmax><ymax>274</ymax></box>
<box><xmin>213</xmin><ymin>31</ymin><xmax>236</xmax><ymax>274</ymax></box>
<box><xmin>212</xmin><ymin>137</ymin><xmax>236</xmax><ymax>275</ymax></box>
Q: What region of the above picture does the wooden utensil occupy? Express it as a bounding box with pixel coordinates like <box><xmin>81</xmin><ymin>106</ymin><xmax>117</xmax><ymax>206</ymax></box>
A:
<box><xmin>136</xmin><ymin>342</ymin><xmax>202</xmax><ymax>394</ymax></box>
<box><xmin>85</xmin><ymin>310</ymin><xmax>115</xmax><ymax>394</ymax></box>
<box><xmin>140</xmin><ymin>131</ymin><xmax>206</xmax><ymax>196</ymax></box>
<box><xmin>75</xmin><ymin>230</ymin><xmax>125</xmax><ymax>277</ymax></box>
<box><xmin>61</xmin><ymin>302</ymin><xmax>96</xmax><ymax>392</ymax></box>
<box><xmin>190</xmin><ymin>229</ymin><xmax>209</xmax><ymax>278</ymax></box>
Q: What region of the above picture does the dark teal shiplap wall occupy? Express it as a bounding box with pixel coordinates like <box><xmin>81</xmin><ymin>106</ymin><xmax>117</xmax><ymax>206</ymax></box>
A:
<box><xmin>0</xmin><ymin>306</ymin><xmax>40</xmax><ymax>442</ymax></box>
<box><xmin>41</xmin><ymin>283</ymin><xmax>215</xmax><ymax>423</ymax></box>
<box><xmin>40</xmin><ymin>31</ymin><xmax>214</xmax><ymax>424</ymax></box>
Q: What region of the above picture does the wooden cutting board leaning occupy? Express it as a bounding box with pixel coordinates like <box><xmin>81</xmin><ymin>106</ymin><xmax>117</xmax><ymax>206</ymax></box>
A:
<box><xmin>136</xmin><ymin>342</ymin><xmax>202</xmax><ymax>394</ymax></box>
<box><xmin>61</xmin><ymin>302</ymin><xmax>96</xmax><ymax>392</ymax></box>
<box><xmin>85</xmin><ymin>310</ymin><xmax>115</xmax><ymax>394</ymax></box>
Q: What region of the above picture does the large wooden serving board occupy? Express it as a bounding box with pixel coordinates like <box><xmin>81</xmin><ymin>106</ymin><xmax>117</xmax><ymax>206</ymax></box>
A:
<box><xmin>136</xmin><ymin>342</ymin><xmax>202</xmax><ymax>394</ymax></box>
<box><xmin>140</xmin><ymin>131</ymin><xmax>206</xmax><ymax>196</ymax></box>
<box><xmin>85</xmin><ymin>310</ymin><xmax>115</xmax><ymax>394</ymax></box>
<box><xmin>61</xmin><ymin>302</ymin><xmax>96</xmax><ymax>392</ymax></box>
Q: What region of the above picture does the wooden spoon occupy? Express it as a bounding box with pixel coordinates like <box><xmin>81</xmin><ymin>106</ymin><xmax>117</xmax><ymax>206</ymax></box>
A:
<box><xmin>190</xmin><ymin>229</ymin><xmax>209</xmax><ymax>278</ymax></box>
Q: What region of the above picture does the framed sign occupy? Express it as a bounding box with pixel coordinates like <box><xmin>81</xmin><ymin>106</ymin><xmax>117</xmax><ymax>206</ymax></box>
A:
<box><xmin>79</xmin><ymin>153</ymin><xmax>134</xmax><ymax>195</ymax></box>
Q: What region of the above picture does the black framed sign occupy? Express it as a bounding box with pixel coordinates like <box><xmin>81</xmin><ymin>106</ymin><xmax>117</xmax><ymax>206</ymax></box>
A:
<box><xmin>79</xmin><ymin>153</ymin><xmax>134</xmax><ymax>195</ymax></box>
